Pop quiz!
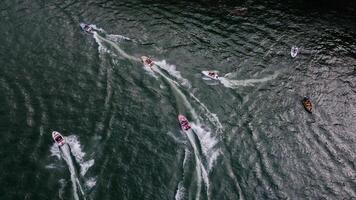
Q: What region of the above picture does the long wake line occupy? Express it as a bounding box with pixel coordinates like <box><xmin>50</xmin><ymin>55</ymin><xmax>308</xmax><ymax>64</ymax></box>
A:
<box><xmin>94</xmin><ymin>32</ymin><xmax>140</xmax><ymax>62</ymax></box>
<box><xmin>60</xmin><ymin>144</ymin><xmax>86</xmax><ymax>200</ymax></box>
<box><xmin>91</xmin><ymin>29</ymin><xmax>245</xmax><ymax>200</ymax></box>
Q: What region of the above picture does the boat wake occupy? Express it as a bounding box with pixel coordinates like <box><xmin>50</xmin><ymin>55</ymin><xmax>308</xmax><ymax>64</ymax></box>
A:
<box><xmin>90</xmin><ymin>27</ymin><xmax>221</xmax><ymax>133</ymax></box>
<box><xmin>186</xmin><ymin>129</ymin><xmax>207</xmax><ymax>200</ymax></box>
<box><xmin>154</xmin><ymin>67</ymin><xmax>219</xmax><ymax>199</ymax></box>
<box><xmin>154</xmin><ymin>60</ymin><xmax>192</xmax><ymax>88</ymax></box>
<box><xmin>93</xmin><ymin>32</ymin><xmax>139</xmax><ymax>62</ymax></box>
<box><xmin>86</xmin><ymin>24</ymin><xmax>106</xmax><ymax>33</ymax></box>
<box><xmin>219</xmin><ymin>72</ymin><xmax>280</xmax><ymax>88</ymax></box>
<box><xmin>83</xmin><ymin>28</ymin><xmax>238</xmax><ymax>199</ymax></box>
<box><xmin>58</xmin><ymin>179</ymin><xmax>66</xmax><ymax>200</ymax></box>
<box><xmin>175</xmin><ymin>181</ymin><xmax>186</xmax><ymax>200</ymax></box>
<box><xmin>88</xmin><ymin>31</ymin><xmax>223</xmax><ymax>132</ymax></box>
<box><xmin>174</xmin><ymin>122</ymin><xmax>222</xmax><ymax>200</ymax></box>
<box><xmin>50</xmin><ymin>135</ymin><xmax>95</xmax><ymax>200</ymax></box>
<box><xmin>86</xmin><ymin>24</ymin><xmax>131</xmax><ymax>41</ymax></box>
<box><xmin>190</xmin><ymin>123</ymin><xmax>221</xmax><ymax>171</ymax></box>
<box><xmin>155</xmin><ymin>65</ymin><xmax>243</xmax><ymax>199</ymax></box>
<box><xmin>153</xmin><ymin>62</ymin><xmax>223</xmax><ymax>132</ymax></box>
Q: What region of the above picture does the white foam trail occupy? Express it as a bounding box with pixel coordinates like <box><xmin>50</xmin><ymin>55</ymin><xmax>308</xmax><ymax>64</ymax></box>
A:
<box><xmin>185</xmin><ymin>130</ymin><xmax>203</xmax><ymax>200</ymax></box>
<box><xmin>175</xmin><ymin>148</ymin><xmax>190</xmax><ymax>200</ymax></box>
<box><xmin>155</xmin><ymin>68</ymin><xmax>215</xmax><ymax>199</ymax></box>
<box><xmin>155</xmin><ymin>66</ymin><xmax>222</xmax><ymax>135</ymax></box>
<box><xmin>182</xmin><ymin>148</ymin><xmax>190</xmax><ymax>171</ymax></box>
<box><xmin>202</xmin><ymin>75</ymin><xmax>220</xmax><ymax>85</ymax></box>
<box><xmin>191</xmin><ymin>123</ymin><xmax>221</xmax><ymax>171</ymax></box>
<box><xmin>87</xmin><ymin>24</ymin><xmax>106</xmax><ymax>33</ymax></box>
<box><xmin>175</xmin><ymin>182</ymin><xmax>186</xmax><ymax>200</ymax></box>
<box><xmin>154</xmin><ymin>68</ymin><xmax>198</xmax><ymax>119</ymax></box>
<box><xmin>65</xmin><ymin>135</ymin><xmax>95</xmax><ymax>177</ymax></box>
<box><xmin>225</xmin><ymin>158</ymin><xmax>245</xmax><ymax>200</ymax></box>
<box><xmin>188</xmin><ymin>93</ymin><xmax>224</xmax><ymax>132</ymax></box>
<box><xmin>92</xmin><ymin>28</ymin><xmax>222</xmax><ymax>133</ymax></box>
<box><xmin>175</xmin><ymin>144</ymin><xmax>191</xmax><ymax>200</ymax></box>
<box><xmin>58</xmin><ymin>179</ymin><xmax>66</xmax><ymax>200</ymax></box>
<box><xmin>45</xmin><ymin>164</ymin><xmax>57</xmax><ymax>169</ymax></box>
<box><xmin>61</xmin><ymin>144</ymin><xmax>82</xmax><ymax>200</ymax></box>
<box><xmin>50</xmin><ymin>135</ymin><xmax>95</xmax><ymax>200</ymax></box>
<box><xmin>155</xmin><ymin>60</ymin><xmax>192</xmax><ymax>88</ymax></box>
<box><xmin>93</xmin><ymin>32</ymin><xmax>113</xmax><ymax>56</ymax></box>
<box><xmin>220</xmin><ymin>72</ymin><xmax>279</xmax><ymax>88</ymax></box>
<box><xmin>85</xmin><ymin>177</ymin><xmax>97</xmax><ymax>189</ymax></box>
<box><xmin>50</xmin><ymin>144</ymin><xmax>61</xmax><ymax>160</ymax></box>
<box><xmin>93</xmin><ymin>30</ymin><xmax>222</xmax><ymax>133</ymax></box>
<box><xmin>88</xmin><ymin>24</ymin><xmax>132</xmax><ymax>41</ymax></box>
<box><xmin>94</xmin><ymin>32</ymin><xmax>140</xmax><ymax>62</ymax></box>
<box><xmin>106</xmin><ymin>34</ymin><xmax>132</xmax><ymax>42</ymax></box>
<box><xmin>143</xmin><ymin>65</ymin><xmax>159</xmax><ymax>79</ymax></box>
<box><xmin>190</xmin><ymin>123</ymin><xmax>243</xmax><ymax>200</ymax></box>
<box><xmin>166</xmin><ymin>131</ymin><xmax>186</xmax><ymax>145</ymax></box>
<box><xmin>153</xmin><ymin>61</ymin><xmax>223</xmax><ymax>132</ymax></box>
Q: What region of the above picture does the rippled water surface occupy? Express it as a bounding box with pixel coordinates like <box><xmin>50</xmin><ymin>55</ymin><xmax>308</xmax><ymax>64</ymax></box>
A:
<box><xmin>0</xmin><ymin>0</ymin><xmax>355</xmax><ymax>199</ymax></box>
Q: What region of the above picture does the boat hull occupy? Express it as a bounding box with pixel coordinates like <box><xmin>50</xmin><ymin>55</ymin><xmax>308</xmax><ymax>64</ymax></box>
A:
<box><xmin>202</xmin><ymin>71</ymin><xmax>219</xmax><ymax>80</ymax></box>
<box><xmin>52</xmin><ymin>131</ymin><xmax>65</xmax><ymax>146</ymax></box>
<box><xmin>178</xmin><ymin>114</ymin><xmax>191</xmax><ymax>131</ymax></box>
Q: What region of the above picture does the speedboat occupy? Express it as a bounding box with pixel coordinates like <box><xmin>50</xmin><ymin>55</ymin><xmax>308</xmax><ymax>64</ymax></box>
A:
<box><xmin>202</xmin><ymin>71</ymin><xmax>219</xmax><ymax>80</ymax></box>
<box><xmin>80</xmin><ymin>23</ymin><xmax>94</xmax><ymax>34</ymax></box>
<box><xmin>178</xmin><ymin>114</ymin><xmax>191</xmax><ymax>131</ymax></box>
<box><xmin>141</xmin><ymin>56</ymin><xmax>154</xmax><ymax>68</ymax></box>
<box><xmin>302</xmin><ymin>96</ymin><xmax>312</xmax><ymax>113</ymax></box>
<box><xmin>291</xmin><ymin>46</ymin><xmax>299</xmax><ymax>58</ymax></box>
<box><xmin>52</xmin><ymin>131</ymin><xmax>65</xmax><ymax>146</ymax></box>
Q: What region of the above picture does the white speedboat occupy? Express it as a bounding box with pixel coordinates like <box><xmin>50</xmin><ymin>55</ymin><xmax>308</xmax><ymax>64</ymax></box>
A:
<box><xmin>202</xmin><ymin>70</ymin><xmax>219</xmax><ymax>80</ymax></box>
<box><xmin>52</xmin><ymin>131</ymin><xmax>65</xmax><ymax>146</ymax></box>
<box><xmin>80</xmin><ymin>23</ymin><xmax>94</xmax><ymax>34</ymax></box>
<box><xmin>291</xmin><ymin>46</ymin><xmax>299</xmax><ymax>58</ymax></box>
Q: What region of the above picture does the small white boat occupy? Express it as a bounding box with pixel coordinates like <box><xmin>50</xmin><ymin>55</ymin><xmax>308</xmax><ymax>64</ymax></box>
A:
<box><xmin>202</xmin><ymin>70</ymin><xmax>219</xmax><ymax>80</ymax></box>
<box><xmin>141</xmin><ymin>56</ymin><xmax>154</xmax><ymax>68</ymax></box>
<box><xmin>52</xmin><ymin>131</ymin><xmax>65</xmax><ymax>146</ymax></box>
<box><xmin>291</xmin><ymin>46</ymin><xmax>299</xmax><ymax>58</ymax></box>
<box><xmin>80</xmin><ymin>23</ymin><xmax>94</xmax><ymax>34</ymax></box>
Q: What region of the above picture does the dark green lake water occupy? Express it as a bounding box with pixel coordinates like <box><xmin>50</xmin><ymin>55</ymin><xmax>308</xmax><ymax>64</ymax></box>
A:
<box><xmin>0</xmin><ymin>0</ymin><xmax>355</xmax><ymax>199</ymax></box>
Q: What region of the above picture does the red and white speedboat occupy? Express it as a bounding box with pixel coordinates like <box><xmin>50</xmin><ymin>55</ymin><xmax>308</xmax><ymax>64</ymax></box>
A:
<box><xmin>141</xmin><ymin>56</ymin><xmax>154</xmax><ymax>68</ymax></box>
<box><xmin>178</xmin><ymin>114</ymin><xmax>191</xmax><ymax>131</ymax></box>
<box><xmin>52</xmin><ymin>131</ymin><xmax>65</xmax><ymax>146</ymax></box>
<box><xmin>202</xmin><ymin>70</ymin><xmax>219</xmax><ymax>80</ymax></box>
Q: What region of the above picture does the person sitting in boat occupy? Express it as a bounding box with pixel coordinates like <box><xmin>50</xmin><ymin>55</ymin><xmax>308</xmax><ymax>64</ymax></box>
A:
<box><xmin>145</xmin><ymin>57</ymin><xmax>154</xmax><ymax>66</ymax></box>
<box><xmin>55</xmin><ymin>136</ymin><xmax>63</xmax><ymax>143</ymax></box>
<box><xmin>208</xmin><ymin>72</ymin><xmax>215</xmax><ymax>76</ymax></box>
<box><xmin>305</xmin><ymin>100</ymin><xmax>312</xmax><ymax>106</ymax></box>
<box><xmin>84</xmin><ymin>25</ymin><xmax>92</xmax><ymax>32</ymax></box>
<box><xmin>302</xmin><ymin>96</ymin><xmax>313</xmax><ymax>112</ymax></box>
<box><xmin>303</xmin><ymin>96</ymin><xmax>311</xmax><ymax>103</ymax></box>
<box><xmin>182</xmin><ymin>120</ymin><xmax>188</xmax><ymax>126</ymax></box>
